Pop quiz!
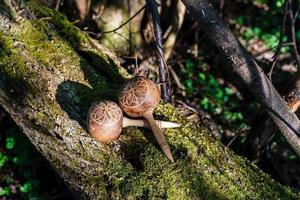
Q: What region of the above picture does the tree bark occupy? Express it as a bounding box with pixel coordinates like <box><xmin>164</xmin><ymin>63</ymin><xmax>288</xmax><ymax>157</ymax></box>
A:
<box><xmin>0</xmin><ymin>1</ymin><xmax>299</xmax><ymax>199</ymax></box>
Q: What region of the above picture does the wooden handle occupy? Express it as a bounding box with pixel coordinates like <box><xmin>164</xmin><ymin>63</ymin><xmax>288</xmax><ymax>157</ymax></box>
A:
<box><xmin>143</xmin><ymin>111</ymin><xmax>174</xmax><ymax>162</ymax></box>
<box><xmin>123</xmin><ymin>117</ymin><xmax>180</xmax><ymax>129</ymax></box>
<box><xmin>123</xmin><ymin>117</ymin><xmax>146</xmax><ymax>127</ymax></box>
<box><xmin>155</xmin><ymin>120</ymin><xmax>180</xmax><ymax>128</ymax></box>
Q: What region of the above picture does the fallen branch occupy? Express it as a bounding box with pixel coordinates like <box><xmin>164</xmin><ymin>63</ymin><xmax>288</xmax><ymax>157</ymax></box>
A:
<box><xmin>181</xmin><ymin>0</ymin><xmax>300</xmax><ymax>157</ymax></box>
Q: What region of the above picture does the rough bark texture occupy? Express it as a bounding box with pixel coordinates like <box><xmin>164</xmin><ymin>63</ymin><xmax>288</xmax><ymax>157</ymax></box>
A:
<box><xmin>0</xmin><ymin>1</ymin><xmax>299</xmax><ymax>199</ymax></box>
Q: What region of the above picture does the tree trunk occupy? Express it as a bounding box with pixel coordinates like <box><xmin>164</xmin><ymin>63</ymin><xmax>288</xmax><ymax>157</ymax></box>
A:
<box><xmin>0</xmin><ymin>1</ymin><xmax>299</xmax><ymax>199</ymax></box>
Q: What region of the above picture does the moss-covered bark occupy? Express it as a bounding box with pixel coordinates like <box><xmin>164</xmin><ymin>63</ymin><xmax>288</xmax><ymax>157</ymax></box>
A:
<box><xmin>0</xmin><ymin>1</ymin><xmax>299</xmax><ymax>199</ymax></box>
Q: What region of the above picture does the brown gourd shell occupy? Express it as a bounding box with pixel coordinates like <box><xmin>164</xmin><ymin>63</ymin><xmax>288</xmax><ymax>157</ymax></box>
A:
<box><xmin>119</xmin><ymin>76</ymin><xmax>161</xmax><ymax>117</ymax></box>
<box><xmin>87</xmin><ymin>100</ymin><xmax>123</xmax><ymax>142</ymax></box>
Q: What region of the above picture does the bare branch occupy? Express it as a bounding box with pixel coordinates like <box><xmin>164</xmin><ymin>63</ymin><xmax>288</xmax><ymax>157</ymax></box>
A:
<box><xmin>147</xmin><ymin>0</ymin><xmax>171</xmax><ymax>102</ymax></box>
<box><xmin>255</xmin><ymin>42</ymin><xmax>293</xmax><ymax>58</ymax></box>
<box><xmin>268</xmin><ymin>0</ymin><xmax>289</xmax><ymax>81</ymax></box>
<box><xmin>287</xmin><ymin>0</ymin><xmax>300</xmax><ymax>70</ymax></box>
<box><xmin>293</xmin><ymin>2</ymin><xmax>300</xmax><ymax>24</ymax></box>
<box><xmin>101</xmin><ymin>4</ymin><xmax>146</xmax><ymax>35</ymax></box>
<box><xmin>181</xmin><ymin>0</ymin><xmax>300</xmax><ymax>157</ymax></box>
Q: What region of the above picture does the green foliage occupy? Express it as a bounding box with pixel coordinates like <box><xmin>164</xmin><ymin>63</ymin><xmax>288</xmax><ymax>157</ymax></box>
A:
<box><xmin>0</xmin><ymin>127</ymin><xmax>45</xmax><ymax>199</ymax></box>
<box><xmin>0</xmin><ymin>187</ymin><xmax>10</xmax><ymax>196</ymax></box>
<box><xmin>275</xmin><ymin>0</ymin><xmax>284</xmax><ymax>7</ymax></box>
<box><xmin>253</xmin><ymin>0</ymin><xmax>284</xmax><ymax>8</ymax></box>
<box><xmin>5</xmin><ymin>137</ymin><xmax>15</xmax><ymax>149</ymax></box>
<box><xmin>181</xmin><ymin>59</ymin><xmax>252</xmax><ymax>131</ymax></box>
<box><xmin>242</xmin><ymin>26</ymin><xmax>289</xmax><ymax>52</ymax></box>
<box><xmin>235</xmin><ymin>0</ymin><xmax>292</xmax><ymax>53</ymax></box>
<box><xmin>20</xmin><ymin>181</ymin><xmax>33</xmax><ymax>193</ymax></box>
<box><xmin>254</xmin><ymin>0</ymin><xmax>268</xmax><ymax>4</ymax></box>
<box><xmin>296</xmin><ymin>30</ymin><xmax>300</xmax><ymax>42</ymax></box>
<box><xmin>0</xmin><ymin>152</ymin><xmax>8</xmax><ymax>167</ymax></box>
<box><xmin>288</xmin><ymin>154</ymin><xmax>297</xmax><ymax>161</ymax></box>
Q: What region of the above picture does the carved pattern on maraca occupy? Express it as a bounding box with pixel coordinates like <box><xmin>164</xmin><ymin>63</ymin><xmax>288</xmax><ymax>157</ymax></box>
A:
<box><xmin>90</xmin><ymin>101</ymin><xmax>122</xmax><ymax>125</ymax></box>
<box><xmin>119</xmin><ymin>77</ymin><xmax>149</xmax><ymax>108</ymax></box>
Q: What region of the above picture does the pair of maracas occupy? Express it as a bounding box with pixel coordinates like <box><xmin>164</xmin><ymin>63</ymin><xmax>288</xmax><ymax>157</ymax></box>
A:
<box><xmin>87</xmin><ymin>76</ymin><xmax>177</xmax><ymax>162</ymax></box>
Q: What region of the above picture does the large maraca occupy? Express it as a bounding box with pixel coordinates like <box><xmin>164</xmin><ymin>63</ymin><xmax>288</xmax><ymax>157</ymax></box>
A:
<box><xmin>118</xmin><ymin>76</ymin><xmax>174</xmax><ymax>162</ymax></box>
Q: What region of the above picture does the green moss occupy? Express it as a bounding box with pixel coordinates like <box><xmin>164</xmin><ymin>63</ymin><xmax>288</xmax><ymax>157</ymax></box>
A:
<box><xmin>1</xmin><ymin>1</ymin><xmax>300</xmax><ymax>199</ymax></box>
<box><xmin>0</xmin><ymin>32</ymin><xmax>41</xmax><ymax>102</ymax></box>
<box><xmin>26</xmin><ymin>0</ymin><xmax>131</xmax><ymax>82</ymax></box>
<box><xmin>18</xmin><ymin>20</ymin><xmax>85</xmax><ymax>79</ymax></box>
<box><xmin>0</xmin><ymin>8</ymin><xmax>131</xmax><ymax>199</ymax></box>
<box><xmin>0</xmin><ymin>33</ymin><xmax>27</xmax><ymax>80</ymax></box>
<box><xmin>114</xmin><ymin>103</ymin><xmax>299</xmax><ymax>200</ymax></box>
<box><xmin>27</xmin><ymin>0</ymin><xmax>90</xmax><ymax>47</ymax></box>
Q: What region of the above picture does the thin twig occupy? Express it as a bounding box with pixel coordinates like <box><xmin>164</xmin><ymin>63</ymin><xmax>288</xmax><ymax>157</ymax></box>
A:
<box><xmin>254</xmin><ymin>42</ymin><xmax>293</xmax><ymax>58</ymax></box>
<box><xmin>102</xmin><ymin>4</ymin><xmax>146</xmax><ymax>34</ymax></box>
<box><xmin>168</xmin><ymin>65</ymin><xmax>185</xmax><ymax>90</ymax></box>
<box><xmin>293</xmin><ymin>2</ymin><xmax>300</xmax><ymax>24</ymax></box>
<box><xmin>55</xmin><ymin>0</ymin><xmax>61</xmax><ymax>11</ymax></box>
<box><xmin>288</xmin><ymin>0</ymin><xmax>300</xmax><ymax>70</ymax></box>
<box><xmin>147</xmin><ymin>0</ymin><xmax>171</xmax><ymax>102</ymax></box>
<box><xmin>227</xmin><ymin>125</ymin><xmax>248</xmax><ymax>148</ymax></box>
<box><xmin>88</xmin><ymin>30</ymin><xmax>144</xmax><ymax>56</ymax></box>
<box><xmin>176</xmin><ymin>21</ymin><xmax>198</xmax><ymax>47</ymax></box>
<box><xmin>268</xmin><ymin>0</ymin><xmax>289</xmax><ymax>81</ymax></box>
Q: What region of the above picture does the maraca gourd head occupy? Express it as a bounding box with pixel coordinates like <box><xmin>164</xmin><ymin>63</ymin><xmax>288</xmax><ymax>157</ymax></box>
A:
<box><xmin>118</xmin><ymin>76</ymin><xmax>160</xmax><ymax>117</ymax></box>
<box><xmin>87</xmin><ymin>100</ymin><xmax>123</xmax><ymax>142</ymax></box>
